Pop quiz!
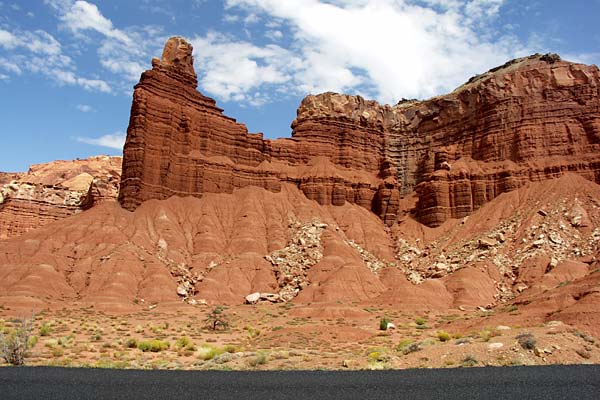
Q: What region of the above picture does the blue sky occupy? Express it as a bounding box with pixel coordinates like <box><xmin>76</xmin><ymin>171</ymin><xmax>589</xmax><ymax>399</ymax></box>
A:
<box><xmin>1</xmin><ymin>0</ymin><xmax>599</xmax><ymax>172</ymax></box>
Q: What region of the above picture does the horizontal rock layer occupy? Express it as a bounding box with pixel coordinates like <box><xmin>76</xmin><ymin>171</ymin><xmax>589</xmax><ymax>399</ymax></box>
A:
<box><xmin>119</xmin><ymin>37</ymin><xmax>600</xmax><ymax>227</ymax></box>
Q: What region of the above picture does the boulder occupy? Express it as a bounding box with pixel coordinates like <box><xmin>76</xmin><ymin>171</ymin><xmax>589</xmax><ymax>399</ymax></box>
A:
<box><xmin>245</xmin><ymin>292</ymin><xmax>260</xmax><ymax>304</ymax></box>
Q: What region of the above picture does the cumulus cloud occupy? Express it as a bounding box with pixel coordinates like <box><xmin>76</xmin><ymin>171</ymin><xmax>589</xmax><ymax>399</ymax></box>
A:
<box><xmin>77</xmin><ymin>131</ymin><xmax>126</xmax><ymax>149</ymax></box>
<box><xmin>199</xmin><ymin>0</ymin><xmax>530</xmax><ymax>104</ymax></box>
<box><xmin>191</xmin><ymin>32</ymin><xmax>301</xmax><ymax>103</ymax></box>
<box><xmin>58</xmin><ymin>0</ymin><xmax>131</xmax><ymax>44</ymax></box>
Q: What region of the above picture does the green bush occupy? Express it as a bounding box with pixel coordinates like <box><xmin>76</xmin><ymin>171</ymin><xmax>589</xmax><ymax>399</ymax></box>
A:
<box><xmin>396</xmin><ymin>339</ymin><xmax>414</xmax><ymax>352</ymax></box>
<box><xmin>125</xmin><ymin>338</ymin><xmax>138</xmax><ymax>349</ymax></box>
<box><xmin>436</xmin><ymin>330</ymin><xmax>451</xmax><ymax>342</ymax></box>
<box><xmin>175</xmin><ymin>336</ymin><xmax>192</xmax><ymax>350</ymax></box>
<box><xmin>197</xmin><ymin>345</ymin><xmax>223</xmax><ymax>360</ymax></box>
<box><xmin>39</xmin><ymin>324</ymin><xmax>52</xmax><ymax>337</ymax></box>
<box><xmin>379</xmin><ymin>317</ymin><xmax>391</xmax><ymax>331</ymax></box>
<box><xmin>137</xmin><ymin>339</ymin><xmax>169</xmax><ymax>352</ymax></box>
<box><xmin>244</xmin><ymin>326</ymin><xmax>261</xmax><ymax>339</ymax></box>
<box><xmin>222</xmin><ymin>344</ymin><xmax>237</xmax><ymax>353</ymax></box>
<box><xmin>414</xmin><ymin>317</ymin><xmax>427</xmax><ymax>326</ymax></box>
<box><xmin>149</xmin><ymin>340</ymin><xmax>169</xmax><ymax>352</ymax></box>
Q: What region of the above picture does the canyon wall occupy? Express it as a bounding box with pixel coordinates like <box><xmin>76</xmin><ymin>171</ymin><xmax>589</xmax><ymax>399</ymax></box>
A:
<box><xmin>119</xmin><ymin>37</ymin><xmax>600</xmax><ymax>227</ymax></box>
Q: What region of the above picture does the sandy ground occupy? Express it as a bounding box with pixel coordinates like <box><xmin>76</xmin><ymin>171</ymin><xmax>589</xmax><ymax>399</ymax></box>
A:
<box><xmin>1</xmin><ymin>302</ymin><xmax>598</xmax><ymax>370</ymax></box>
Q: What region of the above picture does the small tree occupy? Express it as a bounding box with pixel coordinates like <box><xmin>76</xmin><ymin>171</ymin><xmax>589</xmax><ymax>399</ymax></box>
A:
<box><xmin>204</xmin><ymin>306</ymin><xmax>229</xmax><ymax>331</ymax></box>
<box><xmin>1</xmin><ymin>315</ymin><xmax>35</xmax><ymax>366</ymax></box>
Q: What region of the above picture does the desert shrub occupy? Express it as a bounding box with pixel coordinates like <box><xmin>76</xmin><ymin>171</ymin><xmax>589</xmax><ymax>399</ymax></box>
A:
<box><xmin>222</xmin><ymin>344</ymin><xmax>237</xmax><ymax>353</ymax></box>
<box><xmin>402</xmin><ymin>342</ymin><xmax>421</xmax><ymax>355</ymax></box>
<box><xmin>205</xmin><ymin>306</ymin><xmax>229</xmax><ymax>331</ymax></box>
<box><xmin>149</xmin><ymin>340</ymin><xmax>169</xmax><ymax>352</ymax></box>
<box><xmin>39</xmin><ymin>324</ymin><xmax>52</xmax><ymax>337</ymax></box>
<box><xmin>516</xmin><ymin>333</ymin><xmax>536</xmax><ymax>350</ymax></box>
<box><xmin>379</xmin><ymin>317</ymin><xmax>392</xmax><ymax>331</ymax></box>
<box><xmin>175</xmin><ymin>336</ymin><xmax>192</xmax><ymax>349</ymax></box>
<box><xmin>248</xmin><ymin>352</ymin><xmax>268</xmax><ymax>367</ymax></box>
<box><xmin>415</xmin><ymin>317</ymin><xmax>427</xmax><ymax>326</ymax></box>
<box><xmin>1</xmin><ymin>315</ymin><xmax>34</xmax><ymax>365</ymax></box>
<box><xmin>124</xmin><ymin>338</ymin><xmax>138</xmax><ymax>348</ymax></box>
<box><xmin>461</xmin><ymin>354</ymin><xmax>478</xmax><ymax>367</ymax></box>
<box><xmin>368</xmin><ymin>350</ymin><xmax>389</xmax><ymax>362</ymax></box>
<box><xmin>244</xmin><ymin>326</ymin><xmax>261</xmax><ymax>339</ymax></box>
<box><xmin>437</xmin><ymin>331</ymin><xmax>451</xmax><ymax>342</ymax></box>
<box><xmin>27</xmin><ymin>335</ymin><xmax>38</xmax><ymax>348</ymax></box>
<box><xmin>197</xmin><ymin>344</ymin><xmax>223</xmax><ymax>361</ymax></box>
<box><xmin>479</xmin><ymin>329</ymin><xmax>500</xmax><ymax>342</ymax></box>
<box><xmin>137</xmin><ymin>339</ymin><xmax>169</xmax><ymax>352</ymax></box>
<box><xmin>137</xmin><ymin>341</ymin><xmax>151</xmax><ymax>352</ymax></box>
<box><xmin>396</xmin><ymin>339</ymin><xmax>414</xmax><ymax>352</ymax></box>
<box><xmin>91</xmin><ymin>333</ymin><xmax>102</xmax><ymax>342</ymax></box>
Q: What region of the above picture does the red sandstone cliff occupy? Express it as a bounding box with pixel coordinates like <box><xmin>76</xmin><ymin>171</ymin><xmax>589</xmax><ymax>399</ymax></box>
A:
<box><xmin>119</xmin><ymin>37</ymin><xmax>600</xmax><ymax>228</ymax></box>
<box><xmin>0</xmin><ymin>156</ymin><xmax>121</xmax><ymax>239</ymax></box>
<box><xmin>118</xmin><ymin>37</ymin><xmax>399</xmax><ymax>225</ymax></box>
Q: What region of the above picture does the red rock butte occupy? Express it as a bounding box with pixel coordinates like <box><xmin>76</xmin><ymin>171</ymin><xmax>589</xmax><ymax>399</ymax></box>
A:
<box><xmin>119</xmin><ymin>37</ymin><xmax>600</xmax><ymax>228</ymax></box>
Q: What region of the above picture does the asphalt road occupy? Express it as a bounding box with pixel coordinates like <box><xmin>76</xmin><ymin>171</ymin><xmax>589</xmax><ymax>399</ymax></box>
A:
<box><xmin>1</xmin><ymin>365</ymin><xmax>599</xmax><ymax>399</ymax></box>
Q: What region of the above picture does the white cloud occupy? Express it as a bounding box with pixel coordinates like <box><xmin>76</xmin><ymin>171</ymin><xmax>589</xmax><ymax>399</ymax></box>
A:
<box><xmin>97</xmin><ymin>31</ymin><xmax>153</xmax><ymax>82</ymax></box>
<box><xmin>0</xmin><ymin>57</ymin><xmax>22</xmax><ymax>74</ymax></box>
<box><xmin>0</xmin><ymin>73</ymin><xmax>8</xmax><ymax>80</ymax></box>
<box><xmin>59</xmin><ymin>0</ymin><xmax>131</xmax><ymax>44</ymax></box>
<box><xmin>212</xmin><ymin>0</ymin><xmax>528</xmax><ymax>104</ymax></box>
<box><xmin>0</xmin><ymin>27</ymin><xmax>111</xmax><ymax>92</ymax></box>
<box><xmin>0</xmin><ymin>29</ymin><xmax>17</xmax><ymax>48</ymax></box>
<box><xmin>51</xmin><ymin>68</ymin><xmax>111</xmax><ymax>92</ymax></box>
<box><xmin>45</xmin><ymin>0</ymin><xmax>164</xmax><ymax>89</ymax></box>
<box><xmin>76</xmin><ymin>104</ymin><xmax>94</xmax><ymax>112</ymax></box>
<box><xmin>77</xmin><ymin>132</ymin><xmax>125</xmax><ymax>149</ymax></box>
<box><xmin>0</xmin><ymin>29</ymin><xmax>63</xmax><ymax>55</ymax></box>
<box><xmin>191</xmin><ymin>32</ymin><xmax>301</xmax><ymax>102</ymax></box>
<box><xmin>223</xmin><ymin>14</ymin><xmax>240</xmax><ymax>23</ymax></box>
<box><xmin>21</xmin><ymin>30</ymin><xmax>62</xmax><ymax>55</ymax></box>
